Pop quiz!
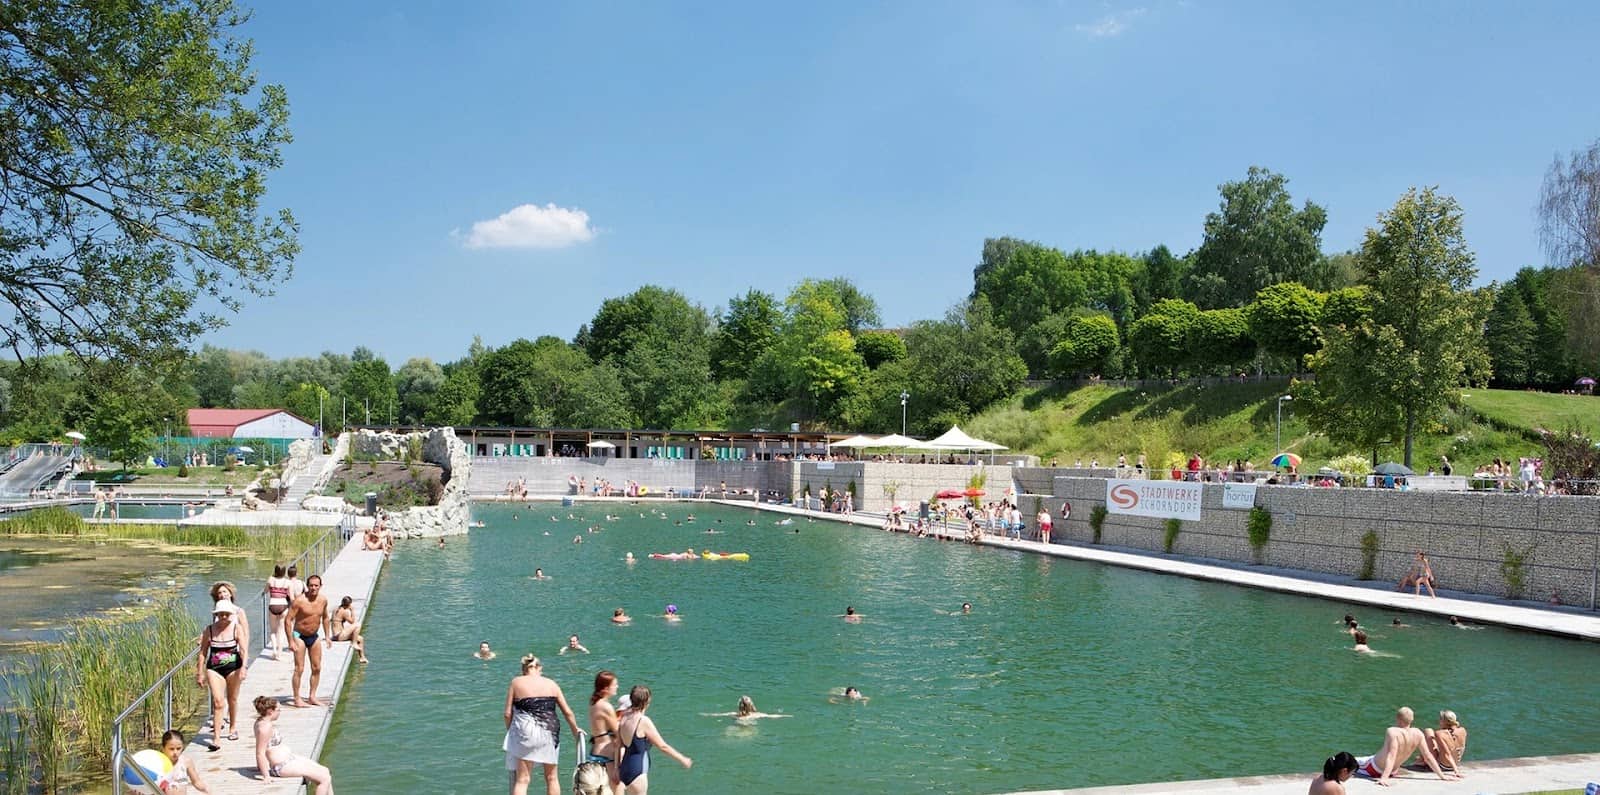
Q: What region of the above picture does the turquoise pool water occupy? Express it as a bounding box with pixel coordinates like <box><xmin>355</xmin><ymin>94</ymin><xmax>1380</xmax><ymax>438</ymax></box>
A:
<box><xmin>322</xmin><ymin>503</ymin><xmax>1599</xmax><ymax>793</ymax></box>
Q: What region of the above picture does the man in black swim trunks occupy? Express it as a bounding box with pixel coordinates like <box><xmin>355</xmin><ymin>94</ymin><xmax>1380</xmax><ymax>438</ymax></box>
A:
<box><xmin>286</xmin><ymin>574</ymin><xmax>332</xmax><ymax>708</ymax></box>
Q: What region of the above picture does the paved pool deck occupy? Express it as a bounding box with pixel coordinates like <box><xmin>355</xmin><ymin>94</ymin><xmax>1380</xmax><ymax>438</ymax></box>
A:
<box><xmin>1001</xmin><ymin>752</ymin><xmax>1600</xmax><ymax>794</ymax></box>
<box><xmin>172</xmin><ymin>535</ymin><xmax>384</xmax><ymax>794</ymax></box>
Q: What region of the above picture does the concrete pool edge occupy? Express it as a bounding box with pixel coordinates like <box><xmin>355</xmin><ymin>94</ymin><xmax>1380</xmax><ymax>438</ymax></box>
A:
<box><xmin>992</xmin><ymin>751</ymin><xmax>1600</xmax><ymax>794</ymax></box>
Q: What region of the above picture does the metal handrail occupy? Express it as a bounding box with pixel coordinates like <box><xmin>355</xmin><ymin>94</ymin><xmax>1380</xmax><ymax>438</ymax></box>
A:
<box><xmin>110</xmin><ymin>517</ymin><xmax>358</xmax><ymax>794</ymax></box>
<box><xmin>116</xmin><ymin>747</ymin><xmax>169</xmax><ymax>793</ymax></box>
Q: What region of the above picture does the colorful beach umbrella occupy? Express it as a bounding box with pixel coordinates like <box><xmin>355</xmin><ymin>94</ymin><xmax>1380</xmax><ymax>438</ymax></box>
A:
<box><xmin>1270</xmin><ymin>453</ymin><xmax>1301</xmax><ymax>468</ymax></box>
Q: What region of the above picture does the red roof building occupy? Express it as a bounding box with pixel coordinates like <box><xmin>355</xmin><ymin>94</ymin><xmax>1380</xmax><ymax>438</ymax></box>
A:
<box><xmin>186</xmin><ymin>408</ymin><xmax>316</xmax><ymax>439</ymax></box>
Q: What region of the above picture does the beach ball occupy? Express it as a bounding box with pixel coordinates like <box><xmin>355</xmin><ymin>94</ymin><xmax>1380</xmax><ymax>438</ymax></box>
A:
<box><xmin>121</xmin><ymin>748</ymin><xmax>173</xmax><ymax>787</ymax></box>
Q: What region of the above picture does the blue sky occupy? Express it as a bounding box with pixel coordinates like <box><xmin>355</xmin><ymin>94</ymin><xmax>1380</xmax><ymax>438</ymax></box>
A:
<box><xmin>209</xmin><ymin>1</ymin><xmax>1600</xmax><ymax>362</ymax></box>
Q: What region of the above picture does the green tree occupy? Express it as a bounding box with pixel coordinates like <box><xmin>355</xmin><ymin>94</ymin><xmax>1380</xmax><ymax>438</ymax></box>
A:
<box><xmin>477</xmin><ymin>337</ymin><xmax>635</xmax><ymax>428</ymax></box>
<box><xmin>1320</xmin><ymin>286</ymin><xmax>1373</xmax><ymax>330</ymax></box>
<box><xmin>394</xmin><ymin>358</ymin><xmax>445</xmax><ymax>425</ymax></box>
<box><xmin>1245</xmin><ymin>282</ymin><xmax>1324</xmax><ymax>368</ymax></box>
<box><xmin>1484</xmin><ymin>286</ymin><xmax>1536</xmax><ymax>386</ymax></box>
<box><xmin>423</xmin><ymin>362</ymin><xmax>481</xmax><ymax>427</ymax></box>
<box><xmin>855</xmin><ymin>330</ymin><xmax>907</xmax><ymax>369</ymax></box>
<box><xmin>78</xmin><ymin>365</ymin><xmax>178</xmax><ymax>467</ymax></box>
<box><xmin>1134</xmin><ymin>245</ymin><xmax>1189</xmax><ymax>314</ymax></box>
<box><xmin>283</xmin><ymin>382</ymin><xmax>331</xmax><ymax>431</ymax></box>
<box><xmin>813</xmin><ymin>277</ymin><xmax>881</xmax><ymax>334</ymax></box>
<box><xmin>1049</xmin><ymin>314</ymin><xmax>1120</xmax><ymax>376</ymax></box>
<box><xmin>340</xmin><ymin>347</ymin><xmax>398</xmax><ymax>425</ymax></box>
<box><xmin>751</xmin><ymin>281</ymin><xmax>869</xmax><ymax>425</ymax></box>
<box><xmin>711</xmin><ymin>289</ymin><xmax>781</xmax><ymax>379</ymax></box>
<box><xmin>1017</xmin><ymin>312</ymin><xmax>1074</xmax><ymax>377</ymax></box>
<box><xmin>1190</xmin><ymin>308</ymin><xmax>1256</xmax><ymax>373</ymax></box>
<box><xmin>1127</xmin><ymin>299</ymin><xmax>1200</xmax><ymax>375</ymax></box>
<box><xmin>582</xmin><ymin>286</ymin><xmax>716</xmax><ymax>428</ymax></box>
<box><xmin>1537</xmin><ymin>137</ymin><xmax>1600</xmax><ymax>270</ymax></box>
<box><xmin>972</xmin><ymin>242</ymin><xmax>1141</xmax><ymax>337</ymax></box>
<box><xmin>0</xmin><ymin>0</ymin><xmax>298</xmax><ymax>369</ymax></box>
<box><xmin>1186</xmin><ymin>167</ymin><xmax>1329</xmax><ymax>308</ymax></box>
<box><xmin>1301</xmin><ymin>187</ymin><xmax>1490</xmax><ymax>467</ymax></box>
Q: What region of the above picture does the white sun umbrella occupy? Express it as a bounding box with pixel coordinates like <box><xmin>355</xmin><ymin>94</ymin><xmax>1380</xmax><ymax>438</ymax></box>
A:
<box><xmin>586</xmin><ymin>440</ymin><xmax>616</xmax><ymax>448</ymax></box>
<box><xmin>64</xmin><ymin>431</ymin><xmax>87</xmax><ymax>441</ymax></box>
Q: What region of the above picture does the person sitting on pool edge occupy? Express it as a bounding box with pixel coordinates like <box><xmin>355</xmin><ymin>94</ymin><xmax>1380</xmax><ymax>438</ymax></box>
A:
<box><xmin>1355</xmin><ymin>706</ymin><xmax>1456</xmax><ymax>784</ymax></box>
<box><xmin>1423</xmin><ymin>710</ymin><xmax>1467</xmax><ymax>779</ymax></box>
<box><xmin>1308</xmin><ymin>751</ymin><xmax>1358</xmax><ymax>794</ymax></box>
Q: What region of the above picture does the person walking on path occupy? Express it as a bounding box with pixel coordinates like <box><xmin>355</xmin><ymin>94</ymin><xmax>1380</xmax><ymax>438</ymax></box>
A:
<box><xmin>196</xmin><ymin>600</ymin><xmax>247</xmax><ymax>744</ymax></box>
<box><xmin>503</xmin><ymin>655</ymin><xmax>583</xmax><ymax>795</ymax></box>
<box><xmin>286</xmin><ymin>574</ymin><xmax>332</xmax><ymax>707</ymax></box>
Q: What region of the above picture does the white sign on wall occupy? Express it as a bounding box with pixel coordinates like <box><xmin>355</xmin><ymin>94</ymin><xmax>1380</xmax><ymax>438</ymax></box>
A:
<box><xmin>1222</xmin><ymin>482</ymin><xmax>1257</xmax><ymax>510</ymax></box>
<box><xmin>1105</xmin><ymin>478</ymin><xmax>1203</xmax><ymax>521</ymax></box>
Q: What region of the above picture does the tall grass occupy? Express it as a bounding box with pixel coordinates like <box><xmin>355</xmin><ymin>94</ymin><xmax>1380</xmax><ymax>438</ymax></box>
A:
<box><xmin>2</xmin><ymin>597</ymin><xmax>201</xmax><ymax>793</ymax></box>
<box><xmin>1</xmin><ymin>508</ymin><xmax>325</xmax><ymax>560</ymax></box>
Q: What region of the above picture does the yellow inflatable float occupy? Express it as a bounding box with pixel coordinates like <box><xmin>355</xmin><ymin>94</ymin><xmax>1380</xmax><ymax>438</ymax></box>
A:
<box><xmin>700</xmin><ymin>551</ymin><xmax>750</xmax><ymax>561</ymax></box>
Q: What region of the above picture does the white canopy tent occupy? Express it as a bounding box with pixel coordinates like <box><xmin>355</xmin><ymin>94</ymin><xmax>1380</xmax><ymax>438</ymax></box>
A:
<box><xmin>829</xmin><ymin>434</ymin><xmax>880</xmax><ymax>448</ymax></box>
<box><xmin>926</xmin><ymin>426</ymin><xmax>1008</xmax><ymax>463</ymax></box>
<box><xmin>861</xmin><ymin>433</ymin><xmax>933</xmax><ymax>450</ymax></box>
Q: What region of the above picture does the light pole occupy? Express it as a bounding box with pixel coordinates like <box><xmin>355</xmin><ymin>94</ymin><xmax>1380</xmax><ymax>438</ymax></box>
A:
<box><xmin>1276</xmin><ymin>395</ymin><xmax>1293</xmax><ymax>453</ymax></box>
<box><xmin>164</xmin><ymin>418</ymin><xmax>171</xmax><ymax>465</ymax></box>
<box><xmin>899</xmin><ymin>391</ymin><xmax>910</xmax><ymax>436</ymax></box>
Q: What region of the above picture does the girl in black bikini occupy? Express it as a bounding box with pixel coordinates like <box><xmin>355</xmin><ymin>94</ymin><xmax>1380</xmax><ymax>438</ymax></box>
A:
<box><xmin>196</xmin><ymin>600</ymin><xmax>246</xmax><ymax>742</ymax></box>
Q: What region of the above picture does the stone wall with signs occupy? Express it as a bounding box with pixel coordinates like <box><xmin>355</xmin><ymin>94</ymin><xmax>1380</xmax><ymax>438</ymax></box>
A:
<box><xmin>1025</xmin><ymin>472</ymin><xmax>1600</xmax><ymax>607</ymax></box>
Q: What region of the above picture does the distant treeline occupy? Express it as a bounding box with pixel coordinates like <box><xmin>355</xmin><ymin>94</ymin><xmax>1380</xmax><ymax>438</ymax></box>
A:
<box><xmin>2</xmin><ymin>167</ymin><xmax>1595</xmax><ymax>463</ymax></box>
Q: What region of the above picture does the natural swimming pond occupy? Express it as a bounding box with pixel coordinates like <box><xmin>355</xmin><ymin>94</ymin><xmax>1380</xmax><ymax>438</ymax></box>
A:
<box><xmin>322</xmin><ymin>502</ymin><xmax>1599</xmax><ymax>793</ymax></box>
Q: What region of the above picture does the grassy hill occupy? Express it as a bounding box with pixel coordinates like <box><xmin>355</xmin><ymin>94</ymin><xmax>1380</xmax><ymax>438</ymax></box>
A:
<box><xmin>965</xmin><ymin>382</ymin><xmax>1600</xmax><ymax>473</ymax></box>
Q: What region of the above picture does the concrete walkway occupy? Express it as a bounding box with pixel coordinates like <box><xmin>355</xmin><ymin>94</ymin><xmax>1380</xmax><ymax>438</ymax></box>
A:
<box><xmin>1001</xmin><ymin>752</ymin><xmax>1600</xmax><ymax>795</ymax></box>
<box><xmin>177</xmin><ymin>536</ymin><xmax>385</xmax><ymax>794</ymax></box>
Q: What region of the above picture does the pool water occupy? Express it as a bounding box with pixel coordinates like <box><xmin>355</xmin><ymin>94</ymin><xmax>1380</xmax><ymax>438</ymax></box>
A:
<box><xmin>322</xmin><ymin>503</ymin><xmax>1600</xmax><ymax>793</ymax></box>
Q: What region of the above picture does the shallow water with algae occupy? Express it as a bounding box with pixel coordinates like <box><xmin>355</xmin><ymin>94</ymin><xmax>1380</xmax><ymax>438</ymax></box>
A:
<box><xmin>323</xmin><ymin>503</ymin><xmax>1600</xmax><ymax>793</ymax></box>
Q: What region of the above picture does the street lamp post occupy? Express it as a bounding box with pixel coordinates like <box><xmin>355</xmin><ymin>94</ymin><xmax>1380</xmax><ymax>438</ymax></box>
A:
<box><xmin>164</xmin><ymin>418</ymin><xmax>171</xmax><ymax>465</ymax></box>
<box><xmin>899</xmin><ymin>391</ymin><xmax>910</xmax><ymax>436</ymax></box>
<box><xmin>1276</xmin><ymin>395</ymin><xmax>1293</xmax><ymax>453</ymax></box>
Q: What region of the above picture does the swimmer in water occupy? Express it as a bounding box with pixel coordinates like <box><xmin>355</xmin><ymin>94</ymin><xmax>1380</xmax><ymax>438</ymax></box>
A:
<box><xmin>606</xmin><ymin>514</ymin><xmax>620</xmax><ymax>521</ymax></box>
<box><xmin>513</xmin><ymin>513</ymin><xmax>520</xmax><ymax>520</ymax></box>
<box><xmin>775</xmin><ymin>518</ymin><xmax>793</xmax><ymax>526</ymax></box>
<box><xmin>474</xmin><ymin>641</ymin><xmax>496</xmax><ymax>660</ymax></box>
<box><xmin>704</xmin><ymin>528</ymin><xmax>720</xmax><ymax>534</ymax></box>
<box><xmin>532</xmin><ymin>568</ymin><xmax>549</xmax><ymax>580</ymax></box>
<box><xmin>962</xmin><ymin>602</ymin><xmax>972</xmax><ymax>614</ymax></box>
<box><xmin>1353</xmin><ymin>630</ymin><xmax>1372</xmax><ymax>653</ymax></box>
<box><xmin>624</xmin><ymin>552</ymin><xmax>636</xmax><ymax>564</ymax></box>
<box><xmin>1391</xmin><ymin>618</ymin><xmax>1409</xmax><ymax>628</ymax></box>
<box><xmin>437</xmin><ymin>537</ymin><xmax>445</xmax><ymax>548</ymax></box>
<box><xmin>745</xmin><ymin>519</ymin><xmax>756</xmax><ymax>526</ymax></box>
<box><xmin>839</xmin><ymin>606</ymin><xmax>862</xmax><ymax>623</ymax></box>
<box><xmin>612</xmin><ymin>608</ymin><xmax>631</xmax><ymax>625</ymax></box>
<box><xmin>830</xmin><ymin>687</ymin><xmax>868</xmax><ymax>703</ymax></box>
<box><xmin>703</xmin><ymin>696</ymin><xmax>790</xmax><ymax>721</ymax></box>
<box><xmin>685</xmin><ymin>515</ymin><xmax>696</xmax><ymax>522</ymax></box>
<box><xmin>551</xmin><ymin>515</ymin><xmax>560</xmax><ymax>522</ymax></box>
<box><xmin>663</xmin><ymin>604</ymin><xmax>681</xmax><ymax>622</ymax></box>
<box><xmin>559</xmin><ymin>634</ymin><xmax>589</xmax><ymax>654</ymax></box>
<box><xmin>573</xmin><ymin>535</ymin><xmax>583</xmax><ymax>544</ymax></box>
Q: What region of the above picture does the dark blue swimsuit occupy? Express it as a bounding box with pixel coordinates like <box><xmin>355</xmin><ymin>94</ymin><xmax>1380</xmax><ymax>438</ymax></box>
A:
<box><xmin>617</xmin><ymin>719</ymin><xmax>652</xmax><ymax>785</ymax></box>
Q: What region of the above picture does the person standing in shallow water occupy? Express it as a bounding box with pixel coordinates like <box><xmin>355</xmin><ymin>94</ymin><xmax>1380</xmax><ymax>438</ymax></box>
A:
<box><xmin>504</xmin><ymin>655</ymin><xmax>582</xmax><ymax>795</ymax></box>
<box><xmin>616</xmin><ymin>685</ymin><xmax>692</xmax><ymax>793</ymax></box>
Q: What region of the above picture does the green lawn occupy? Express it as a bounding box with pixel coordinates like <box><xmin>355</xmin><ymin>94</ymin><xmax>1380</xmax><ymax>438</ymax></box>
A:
<box><xmin>1460</xmin><ymin>389</ymin><xmax>1600</xmax><ymax>434</ymax></box>
<box><xmin>966</xmin><ymin>382</ymin><xmax>1558</xmax><ymax>473</ymax></box>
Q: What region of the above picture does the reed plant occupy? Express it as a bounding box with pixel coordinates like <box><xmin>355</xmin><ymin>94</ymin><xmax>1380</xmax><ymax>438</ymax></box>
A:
<box><xmin>3</xmin><ymin>597</ymin><xmax>201</xmax><ymax>792</ymax></box>
<box><xmin>2</xmin><ymin>508</ymin><xmax>325</xmax><ymax>560</ymax></box>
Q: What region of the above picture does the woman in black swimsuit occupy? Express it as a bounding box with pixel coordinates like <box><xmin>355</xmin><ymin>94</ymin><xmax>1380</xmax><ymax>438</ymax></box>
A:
<box><xmin>196</xmin><ymin>600</ymin><xmax>247</xmax><ymax>742</ymax></box>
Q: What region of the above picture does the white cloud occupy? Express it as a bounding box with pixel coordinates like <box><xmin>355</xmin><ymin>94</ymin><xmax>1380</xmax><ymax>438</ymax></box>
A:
<box><xmin>461</xmin><ymin>203</ymin><xmax>596</xmax><ymax>249</ymax></box>
<box><xmin>1075</xmin><ymin>7</ymin><xmax>1147</xmax><ymax>37</ymax></box>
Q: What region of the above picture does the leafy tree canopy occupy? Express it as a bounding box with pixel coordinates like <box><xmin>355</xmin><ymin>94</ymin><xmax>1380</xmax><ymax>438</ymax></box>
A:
<box><xmin>1186</xmin><ymin>166</ymin><xmax>1329</xmax><ymax>308</ymax></box>
<box><xmin>0</xmin><ymin>0</ymin><xmax>298</xmax><ymax>369</ymax></box>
